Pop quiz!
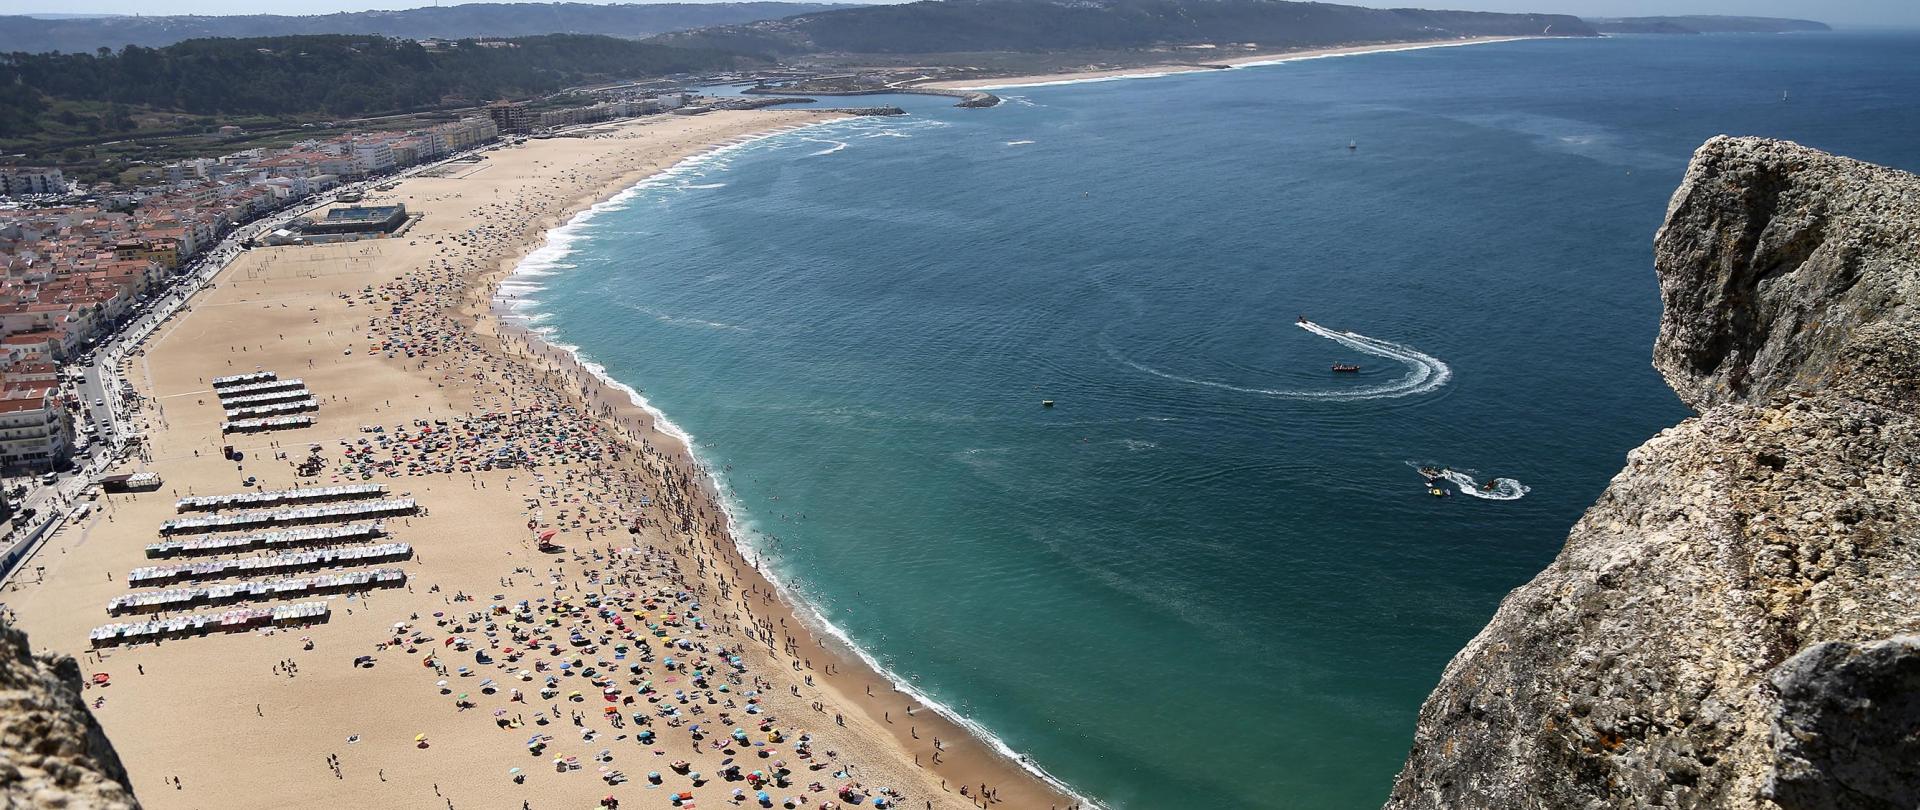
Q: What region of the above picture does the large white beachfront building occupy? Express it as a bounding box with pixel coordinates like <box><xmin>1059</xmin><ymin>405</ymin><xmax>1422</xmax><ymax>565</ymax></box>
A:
<box><xmin>0</xmin><ymin>380</ymin><xmax>71</xmax><ymax>471</ymax></box>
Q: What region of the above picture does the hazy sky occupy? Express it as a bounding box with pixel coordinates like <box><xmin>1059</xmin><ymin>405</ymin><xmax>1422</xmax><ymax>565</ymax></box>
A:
<box><xmin>8</xmin><ymin>0</ymin><xmax>1918</xmax><ymax>28</ymax></box>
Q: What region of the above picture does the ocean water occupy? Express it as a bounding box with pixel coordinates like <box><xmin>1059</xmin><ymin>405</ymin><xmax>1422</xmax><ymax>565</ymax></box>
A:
<box><xmin>509</xmin><ymin>33</ymin><xmax>1920</xmax><ymax>809</ymax></box>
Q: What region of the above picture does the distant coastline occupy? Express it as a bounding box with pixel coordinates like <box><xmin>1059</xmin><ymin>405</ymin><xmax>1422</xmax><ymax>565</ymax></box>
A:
<box><xmin>923</xmin><ymin>35</ymin><xmax>1538</xmax><ymax>90</ymax></box>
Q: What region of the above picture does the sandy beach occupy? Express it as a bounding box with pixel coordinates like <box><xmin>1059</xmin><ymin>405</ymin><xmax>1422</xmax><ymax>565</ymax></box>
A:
<box><xmin>1</xmin><ymin>108</ymin><xmax>1074</xmax><ymax>810</ymax></box>
<box><xmin>927</xmin><ymin>36</ymin><xmax>1537</xmax><ymax>89</ymax></box>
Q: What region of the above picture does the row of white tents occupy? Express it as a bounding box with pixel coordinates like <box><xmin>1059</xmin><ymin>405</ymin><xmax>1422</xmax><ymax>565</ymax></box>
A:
<box><xmin>225</xmin><ymin>398</ymin><xmax>320</xmax><ymax>420</ymax></box>
<box><xmin>89</xmin><ymin>601</ymin><xmax>330</xmax><ymax>648</ymax></box>
<box><xmin>129</xmin><ymin>543</ymin><xmax>413</xmax><ymax>586</ymax></box>
<box><xmin>144</xmin><ymin>521</ymin><xmax>388</xmax><ymax>559</ymax></box>
<box><xmin>222</xmin><ymin>414</ymin><xmax>315</xmax><ymax>434</ymax></box>
<box><xmin>159</xmin><ymin>498</ymin><xmax>417</xmax><ymax>535</ymax></box>
<box><xmin>109</xmin><ymin>569</ymin><xmax>406</xmax><ymax>615</ymax></box>
<box><xmin>216</xmin><ymin>378</ymin><xmax>307</xmax><ymax>398</ymax></box>
<box><xmin>211</xmin><ymin>371</ymin><xmax>277</xmax><ymax>389</ymax></box>
<box><xmin>175</xmin><ymin>483</ymin><xmax>387</xmax><ymax>513</ymax></box>
<box><xmin>221</xmin><ymin>388</ymin><xmax>315</xmax><ymax>408</ymax></box>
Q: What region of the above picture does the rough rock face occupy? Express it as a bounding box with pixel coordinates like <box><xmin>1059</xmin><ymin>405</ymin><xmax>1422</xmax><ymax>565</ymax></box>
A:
<box><xmin>0</xmin><ymin>618</ymin><xmax>139</xmax><ymax>809</ymax></box>
<box><xmin>1383</xmin><ymin>136</ymin><xmax>1920</xmax><ymax>810</ymax></box>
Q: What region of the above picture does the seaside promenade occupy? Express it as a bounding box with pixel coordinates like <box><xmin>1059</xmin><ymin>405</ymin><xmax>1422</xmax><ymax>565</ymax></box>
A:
<box><xmin>1</xmin><ymin>110</ymin><xmax>1071</xmax><ymax>810</ymax></box>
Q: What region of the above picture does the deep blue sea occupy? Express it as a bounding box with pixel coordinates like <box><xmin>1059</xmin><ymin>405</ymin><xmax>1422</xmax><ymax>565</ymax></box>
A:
<box><xmin>507</xmin><ymin>33</ymin><xmax>1920</xmax><ymax>809</ymax></box>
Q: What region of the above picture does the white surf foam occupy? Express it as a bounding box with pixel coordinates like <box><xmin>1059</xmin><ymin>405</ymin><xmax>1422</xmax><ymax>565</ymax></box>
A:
<box><xmin>1006</xmin><ymin>139</ymin><xmax>1037</xmax><ymax>146</ymax></box>
<box><xmin>1407</xmin><ymin>462</ymin><xmax>1530</xmax><ymax>500</ymax></box>
<box><xmin>492</xmin><ymin>119</ymin><xmax>831</xmax><ymax>326</ymax></box>
<box><xmin>1439</xmin><ymin>469</ymin><xmax>1530</xmax><ymax>500</ymax></box>
<box><xmin>495</xmin><ymin>119</ymin><xmax>1109</xmax><ymax>810</ymax></box>
<box><xmin>1112</xmin><ymin>320</ymin><xmax>1451</xmax><ymax>401</ymax></box>
<box><xmin>538</xmin><ymin>342</ymin><xmax>1108</xmax><ymax>810</ymax></box>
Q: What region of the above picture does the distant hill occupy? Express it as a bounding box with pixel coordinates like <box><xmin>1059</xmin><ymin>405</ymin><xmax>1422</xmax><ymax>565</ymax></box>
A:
<box><xmin>1588</xmin><ymin>15</ymin><xmax>1831</xmax><ymax>34</ymax></box>
<box><xmin>650</xmin><ymin>0</ymin><xmax>1596</xmax><ymax>57</ymax></box>
<box><xmin>0</xmin><ymin>3</ymin><xmax>852</xmax><ymax>54</ymax></box>
<box><xmin>0</xmin><ymin>33</ymin><xmax>745</xmax><ymax>138</ymax></box>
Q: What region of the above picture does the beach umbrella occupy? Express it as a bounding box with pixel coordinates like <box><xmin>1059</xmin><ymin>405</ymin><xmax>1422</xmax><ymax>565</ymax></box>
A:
<box><xmin>414</xmin><ymin>734</ymin><xmax>428</xmax><ymax>742</ymax></box>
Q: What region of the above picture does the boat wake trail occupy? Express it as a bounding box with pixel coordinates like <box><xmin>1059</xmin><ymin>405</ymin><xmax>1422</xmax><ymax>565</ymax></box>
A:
<box><xmin>1109</xmin><ymin>320</ymin><xmax>1451</xmax><ymax>401</ymax></box>
<box><xmin>1409</xmin><ymin>462</ymin><xmax>1530</xmax><ymax>500</ymax></box>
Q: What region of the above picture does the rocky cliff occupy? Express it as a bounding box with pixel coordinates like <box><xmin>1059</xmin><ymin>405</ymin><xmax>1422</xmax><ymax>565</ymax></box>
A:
<box><xmin>1384</xmin><ymin>136</ymin><xmax>1920</xmax><ymax>810</ymax></box>
<box><xmin>0</xmin><ymin>617</ymin><xmax>139</xmax><ymax>809</ymax></box>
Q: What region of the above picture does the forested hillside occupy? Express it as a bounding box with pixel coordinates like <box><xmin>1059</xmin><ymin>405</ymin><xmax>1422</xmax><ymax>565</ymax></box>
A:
<box><xmin>0</xmin><ymin>3</ymin><xmax>849</xmax><ymax>54</ymax></box>
<box><xmin>1587</xmin><ymin>15</ymin><xmax>1831</xmax><ymax>34</ymax></box>
<box><xmin>652</xmin><ymin>0</ymin><xmax>1596</xmax><ymax>56</ymax></box>
<box><xmin>0</xmin><ymin>34</ymin><xmax>744</xmax><ymax>138</ymax></box>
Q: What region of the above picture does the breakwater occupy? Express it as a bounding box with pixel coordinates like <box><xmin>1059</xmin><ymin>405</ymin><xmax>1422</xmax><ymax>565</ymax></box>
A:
<box><xmin>819</xmin><ymin>106</ymin><xmax>908</xmax><ymax>116</ymax></box>
<box><xmin>741</xmin><ymin>85</ymin><xmax>1000</xmax><ymax>108</ymax></box>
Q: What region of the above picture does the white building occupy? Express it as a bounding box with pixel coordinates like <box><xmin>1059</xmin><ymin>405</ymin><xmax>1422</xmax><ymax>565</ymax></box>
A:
<box><xmin>0</xmin><ymin>380</ymin><xmax>70</xmax><ymax>471</ymax></box>
<box><xmin>0</xmin><ymin>167</ymin><xmax>67</xmax><ymax>197</ymax></box>
<box><xmin>351</xmin><ymin>140</ymin><xmax>397</xmax><ymax>176</ymax></box>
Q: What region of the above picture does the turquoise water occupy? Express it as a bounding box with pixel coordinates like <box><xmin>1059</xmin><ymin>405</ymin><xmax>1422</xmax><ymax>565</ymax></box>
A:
<box><xmin>509</xmin><ymin>34</ymin><xmax>1920</xmax><ymax>809</ymax></box>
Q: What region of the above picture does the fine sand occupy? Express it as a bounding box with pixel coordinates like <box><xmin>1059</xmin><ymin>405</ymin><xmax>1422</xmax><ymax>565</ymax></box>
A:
<box><xmin>927</xmin><ymin>36</ymin><xmax>1538</xmax><ymax>89</ymax></box>
<box><xmin>2</xmin><ymin>109</ymin><xmax>1074</xmax><ymax>810</ymax></box>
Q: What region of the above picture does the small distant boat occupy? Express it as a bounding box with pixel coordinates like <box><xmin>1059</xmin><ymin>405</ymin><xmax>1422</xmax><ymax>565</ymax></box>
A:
<box><xmin>1428</xmin><ymin>487</ymin><xmax>1448</xmax><ymax>497</ymax></box>
<box><xmin>1041</xmin><ymin>400</ymin><xmax>1055</xmax><ymax>408</ymax></box>
<box><xmin>1781</xmin><ymin>90</ymin><xmax>1790</xmax><ymax>103</ymax></box>
<box><xmin>1331</xmin><ymin>363</ymin><xmax>1360</xmax><ymax>373</ymax></box>
<box><xmin>1347</xmin><ymin>141</ymin><xmax>1357</xmax><ymax>151</ymax></box>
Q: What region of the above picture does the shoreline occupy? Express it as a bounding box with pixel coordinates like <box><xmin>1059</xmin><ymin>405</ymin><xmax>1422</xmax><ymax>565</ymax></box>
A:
<box><xmin>484</xmin><ymin>118</ymin><xmax>1094</xmax><ymax>809</ymax></box>
<box><xmin>925</xmin><ymin>35</ymin><xmax>1542</xmax><ymax>90</ymax></box>
<box><xmin>4</xmin><ymin>108</ymin><xmax>1071</xmax><ymax>810</ymax></box>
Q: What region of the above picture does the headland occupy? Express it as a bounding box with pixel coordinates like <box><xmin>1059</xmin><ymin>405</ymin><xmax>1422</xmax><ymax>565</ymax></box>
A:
<box><xmin>924</xmin><ymin>36</ymin><xmax>1537</xmax><ymax>90</ymax></box>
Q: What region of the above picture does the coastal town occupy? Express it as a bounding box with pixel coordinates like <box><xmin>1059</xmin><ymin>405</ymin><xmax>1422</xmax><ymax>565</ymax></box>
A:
<box><xmin>0</xmin><ymin>80</ymin><xmax>1070</xmax><ymax>807</ymax></box>
<box><xmin>0</xmin><ymin>80</ymin><xmax>819</xmax><ymax>569</ymax></box>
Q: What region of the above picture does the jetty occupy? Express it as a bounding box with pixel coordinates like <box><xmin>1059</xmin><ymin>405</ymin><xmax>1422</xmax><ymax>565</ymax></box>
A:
<box><xmin>741</xmin><ymin>85</ymin><xmax>1000</xmax><ymax>109</ymax></box>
